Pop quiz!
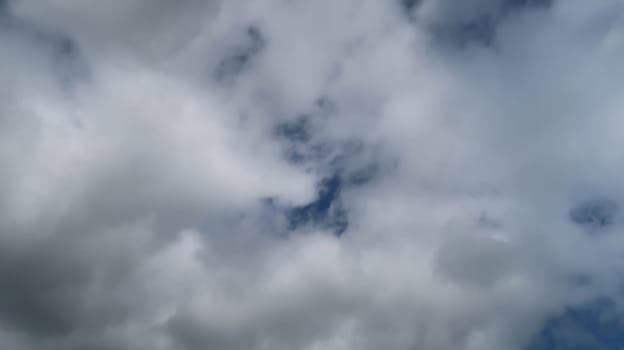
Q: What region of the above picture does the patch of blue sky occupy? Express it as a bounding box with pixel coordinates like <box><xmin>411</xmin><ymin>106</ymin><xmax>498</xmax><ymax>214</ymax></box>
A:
<box><xmin>527</xmin><ymin>298</ymin><xmax>624</xmax><ymax>350</ymax></box>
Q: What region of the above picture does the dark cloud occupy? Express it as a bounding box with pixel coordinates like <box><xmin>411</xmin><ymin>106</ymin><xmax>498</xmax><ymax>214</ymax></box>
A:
<box><xmin>569</xmin><ymin>198</ymin><xmax>619</xmax><ymax>231</ymax></box>
<box><xmin>215</xmin><ymin>26</ymin><xmax>266</xmax><ymax>82</ymax></box>
<box><xmin>416</xmin><ymin>0</ymin><xmax>555</xmax><ymax>46</ymax></box>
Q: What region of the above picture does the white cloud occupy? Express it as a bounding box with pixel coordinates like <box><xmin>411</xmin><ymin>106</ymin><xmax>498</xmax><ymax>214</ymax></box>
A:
<box><xmin>1</xmin><ymin>1</ymin><xmax>624</xmax><ymax>349</ymax></box>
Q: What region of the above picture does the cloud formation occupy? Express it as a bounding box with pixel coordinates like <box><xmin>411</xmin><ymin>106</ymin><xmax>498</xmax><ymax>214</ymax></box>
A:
<box><xmin>2</xmin><ymin>0</ymin><xmax>624</xmax><ymax>349</ymax></box>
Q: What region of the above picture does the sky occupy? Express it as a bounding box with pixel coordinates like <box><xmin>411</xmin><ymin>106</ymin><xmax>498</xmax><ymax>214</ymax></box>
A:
<box><xmin>1</xmin><ymin>0</ymin><xmax>624</xmax><ymax>349</ymax></box>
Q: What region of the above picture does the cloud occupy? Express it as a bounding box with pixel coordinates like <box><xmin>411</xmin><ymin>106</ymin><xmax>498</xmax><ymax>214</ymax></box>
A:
<box><xmin>2</xmin><ymin>0</ymin><xmax>624</xmax><ymax>349</ymax></box>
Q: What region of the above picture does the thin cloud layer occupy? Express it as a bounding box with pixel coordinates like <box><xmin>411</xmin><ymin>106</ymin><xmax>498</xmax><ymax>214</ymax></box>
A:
<box><xmin>2</xmin><ymin>1</ymin><xmax>624</xmax><ymax>349</ymax></box>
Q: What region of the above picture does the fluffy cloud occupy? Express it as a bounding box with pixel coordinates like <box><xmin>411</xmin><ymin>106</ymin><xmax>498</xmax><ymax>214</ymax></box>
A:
<box><xmin>1</xmin><ymin>0</ymin><xmax>624</xmax><ymax>349</ymax></box>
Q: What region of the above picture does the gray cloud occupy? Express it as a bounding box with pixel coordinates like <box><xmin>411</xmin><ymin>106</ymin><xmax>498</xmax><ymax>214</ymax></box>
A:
<box><xmin>1</xmin><ymin>0</ymin><xmax>624</xmax><ymax>349</ymax></box>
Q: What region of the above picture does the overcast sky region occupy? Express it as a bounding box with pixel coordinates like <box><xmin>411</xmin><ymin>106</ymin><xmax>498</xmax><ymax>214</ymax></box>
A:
<box><xmin>3</xmin><ymin>0</ymin><xmax>624</xmax><ymax>349</ymax></box>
